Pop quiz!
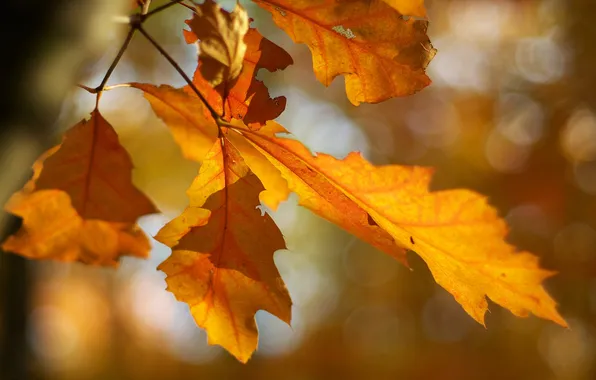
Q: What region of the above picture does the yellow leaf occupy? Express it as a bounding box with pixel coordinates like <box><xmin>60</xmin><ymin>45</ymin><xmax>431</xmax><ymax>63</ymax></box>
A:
<box><xmin>232</xmin><ymin>122</ymin><xmax>567</xmax><ymax>327</ymax></box>
<box><xmin>234</xmin><ymin>122</ymin><xmax>408</xmax><ymax>266</ymax></box>
<box><xmin>155</xmin><ymin>137</ymin><xmax>291</xmax><ymax>363</ymax></box>
<box><xmin>132</xmin><ymin>83</ymin><xmax>218</xmax><ymax>162</ymax></box>
<box><xmin>254</xmin><ymin>0</ymin><xmax>435</xmax><ymax>104</ymax></box>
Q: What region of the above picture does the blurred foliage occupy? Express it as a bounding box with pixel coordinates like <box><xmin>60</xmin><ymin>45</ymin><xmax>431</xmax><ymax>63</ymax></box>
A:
<box><xmin>8</xmin><ymin>0</ymin><xmax>596</xmax><ymax>379</ymax></box>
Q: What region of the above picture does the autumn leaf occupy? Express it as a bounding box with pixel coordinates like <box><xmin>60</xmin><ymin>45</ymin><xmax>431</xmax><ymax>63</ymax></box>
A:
<box><xmin>186</xmin><ymin>0</ymin><xmax>249</xmax><ymax>88</ymax></box>
<box><xmin>2</xmin><ymin>109</ymin><xmax>154</xmax><ymax>265</ymax></box>
<box><xmin>3</xmin><ymin>190</ymin><xmax>150</xmax><ymax>266</ymax></box>
<box><xmin>133</xmin><ymin>84</ymin><xmax>290</xmax><ymax>210</ymax></box>
<box><xmin>232</xmin><ymin>121</ymin><xmax>408</xmax><ymax>266</ymax></box>
<box><xmin>131</xmin><ymin>83</ymin><xmax>218</xmax><ymax>162</ymax></box>
<box><xmin>231</xmin><ymin>122</ymin><xmax>567</xmax><ymax>327</ymax></box>
<box><xmin>254</xmin><ymin>0</ymin><xmax>435</xmax><ymax>105</ymax></box>
<box><xmin>35</xmin><ymin>109</ymin><xmax>157</xmax><ymax>222</ymax></box>
<box><xmin>381</xmin><ymin>0</ymin><xmax>427</xmax><ymax>18</ymax></box>
<box><xmin>155</xmin><ymin>137</ymin><xmax>291</xmax><ymax>363</ymax></box>
<box><xmin>184</xmin><ymin>25</ymin><xmax>293</xmax><ymax>128</ymax></box>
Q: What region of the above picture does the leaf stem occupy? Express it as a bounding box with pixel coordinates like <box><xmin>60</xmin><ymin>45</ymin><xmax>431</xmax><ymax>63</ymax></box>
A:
<box><xmin>137</xmin><ymin>25</ymin><xmax>232</xmax><ymax>127</ymax></box>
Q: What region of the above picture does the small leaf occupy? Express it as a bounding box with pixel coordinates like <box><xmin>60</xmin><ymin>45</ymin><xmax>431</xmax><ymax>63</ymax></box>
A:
<box><xmin>155</xmin><ymin>137</ymin><xmax>291</xmax><ymax>363</ymax></box>
<box><xmin>184</xmin><ymin>25</ymin><xmax>293</xmax><ymax>128</ymax></box>
<box><xmin>187</xmin><ymin>0</ymin><xmax>249</xmax><ymax>87</ymax></box>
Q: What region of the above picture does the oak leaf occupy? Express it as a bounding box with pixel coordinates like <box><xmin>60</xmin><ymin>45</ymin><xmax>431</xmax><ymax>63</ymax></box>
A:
<box><xmin>34</xmin><ymin>109</ymin><xmax>157</xmax><ymax>222</ymax></box>
<box><xmin>231</xmin><ymin>122</ymin><xmax>567</xmax><ymax>327</ymax></box>
<box><xmin>134</xmin><ymin>84</ymin><xmax>290</xmax><ymax>210</ymax></box>
<box><xmin>184</xmin><ymin>25</ymin><xmax>293</xmax><ymax>128</ymax></box>
<box><xmin>187</xmin><ymin>0</ymin><xmax>249</xmax><ymax>87</ymax></box>
<box><xmin>155</xmin><ymin>137</ymin><xmax>291</xmax><ymax>363</ymax></box>
<box><xmin>254</xmin><ymin>0</ymin><xmax>436</xmax><ymax>105</ymax></box>
<box><xmin>2</xmin><ymin>110</ymin><xmax>154</xmax><ymax>265</ymax></box>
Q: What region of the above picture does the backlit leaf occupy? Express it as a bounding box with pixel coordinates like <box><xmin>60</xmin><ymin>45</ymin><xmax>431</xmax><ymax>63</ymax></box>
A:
<box><xmin>35</xmin><ymin>109</ymin><xmax>157</xmax><ymax>222</ymax></box>
<box><xmin>131</xmin><ymin>83</ymin><xmax>218</xmax><ymax>162</ymax></box>
<box><xmin>2</xmin><ymin>110</ymin><xmax>154</xmax><ymax>266</ymax></box>
<box><xmin>231</xmin><ymin>122</ymin><xmax>567</xmax><ymax>327</ymax></box>
<box><xmin>187</xmin><ymin>0</ymin><xmax>249</xmax><ymax>87</ymax></box>
<box><xmin>254</xmin><ymin>0</ymin><xmax>435</xmax><ymax>105</ymax></box>
<box><xmin>184</xmin><ymin>26</ymin><xmax>293</xmax><ymax>128</ymax></box>
<box><xmin>155</xmin><ymin>137</ymin><xmax>291</xmax><ymax>363</ymax></box>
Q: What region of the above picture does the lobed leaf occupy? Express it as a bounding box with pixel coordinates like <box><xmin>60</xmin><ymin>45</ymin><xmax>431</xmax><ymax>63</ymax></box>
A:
<box><xmin>35</xmin><ymin>109</ymin><xmax>157</xmax><ymax>222</ymax></box>
<box><xmin>184</xmin><ymin>24</ymin><xmax>293</xmax><ymax>128</ymax></box>
<box><xmin>2</xmin><ymin>110</ymin><xmax>154</xmax><ymax>266</ymax></box>
<box><xmin>254</xmin><ymin>0</ymin><xmax>436</xmax><ymax>105</ymax></box>
<box><xmin>155</xmin><ymin>137</ymin><xmax>291</xmax><ymax>362</ymax></box>
<box><xmin>231</xmin><ymin>122</ymin><xmax>567</xmax><ymax>327</ymax></box>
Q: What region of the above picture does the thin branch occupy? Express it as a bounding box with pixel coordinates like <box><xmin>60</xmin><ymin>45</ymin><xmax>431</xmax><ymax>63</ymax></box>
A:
<box><xmin>178</xmin><ymin>2</ymin><xmax>197</xmax><ymax>13</ymax></box>
<box><xmin>137</xmin><ymin>25</ymin><xmax>228</xmax><ymax>125</ymax></box>
<box><xmin>145</xmin><ymin>0</ymin><xmax>185</xmax><ymax>19</ymax></box>
<box><xmin>96</xmin><ymin>27</ymin><xmax>136</xmax><ymax>93</ymax></box>
<box><xmin>77</xmin><ymin>84</ymin><xmax>97</xmax><ymax>94</ymax></box>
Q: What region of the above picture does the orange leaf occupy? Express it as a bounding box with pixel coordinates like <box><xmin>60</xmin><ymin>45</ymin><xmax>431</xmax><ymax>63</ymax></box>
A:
<box><xmin>155</xmin><ymin>137</ymin><xmax>291</xmax><ymax>363</ymax></box>
<box><xmin>233</xmin><ymin>122</ymin><xmax>408</xmax><ymax>266</ymax></box>
<box><xmin>184</xmin><ymin>25</ymin><xmax>293</xmax><ymax>128</ymax></box>
<box><xmin>254</xmin><ymin>0</ymin><xmax>435</xmax><ymax>105</ymax></box>
<box><xmin>3</xmin><ymin>190</ymin><xmax>150</xmax><ymax>266</ymax></box>
<box><xmin>131</xmin><ymin>83</ymin><xmax>218</xmax><ymax>162</ymax></box>
<box><xmin>35</xmin><ymin>109</ymin><xmax>157</xmax><ymax>222</ymax></box>
<box><xmin>185</xmin><ymin>0</ymin><xmax>249</xmax><ymax>87</ymax></box>
<box><xmin>2</xmin><ymin>109</ymin><xmax>154</xmax><ymax>266</ymax></box>
<box><xmin>381</xmin><ymin>0</ymin><xmax>427</xmax><ymax>18</ymax></box>
<box><xmin>232</xmin><ymin>122</ymin><xmax>567</xmax><ymax>327</ymax></box>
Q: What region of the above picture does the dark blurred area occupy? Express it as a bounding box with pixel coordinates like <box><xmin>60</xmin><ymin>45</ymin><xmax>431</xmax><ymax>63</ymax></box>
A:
<box><xmin>2</xmin><ymin>0</ymin><xmax>596</xmax><ymax>379</ymax></box>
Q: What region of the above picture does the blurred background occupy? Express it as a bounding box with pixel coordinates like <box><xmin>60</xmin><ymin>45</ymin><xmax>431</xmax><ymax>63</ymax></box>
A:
<box><xmin>2</xmin><ymin>0</ymin><xmax>596</xmax><ymax>379</ymax></box>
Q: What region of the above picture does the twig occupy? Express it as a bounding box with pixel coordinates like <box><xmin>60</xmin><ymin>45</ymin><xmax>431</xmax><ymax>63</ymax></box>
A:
<box><xmin>137</xmin><ymin>26</ymin><xmax>232</xmax><ymax>127</ymax></box>
<box><xmin>145</xmin><ymin>0</ymin><xmax>185</xmax><ymax>19</ymax></box>
<box><xmin>95</xmin><ymin>27</ymin><xmax>136</xmax><ymax>93</ymax></box>
<box><xmin>77</xmin><ymin>84</ymin><xmax>97</xmax><ymax>94</ymax></box>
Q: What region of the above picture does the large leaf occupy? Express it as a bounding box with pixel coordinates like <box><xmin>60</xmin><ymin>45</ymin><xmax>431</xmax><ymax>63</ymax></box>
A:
<box><xmin>155</xmin><ymin>137</ymin><xmax>291</xmax><ymax>363</ymax></box>
<box><xmin>231</xmin><ymin>122</ymin><xmax>567</xmax><ymax>327</ymax></box>
<box><xmin>2</xmin><ymin>110</ymin><xmax>154</xmax><ymax>266</ymax></box>
<box><xmin>254</xmin><ymin>0</ymin><xmax>435</xmax><ymax>105</ymax></box>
